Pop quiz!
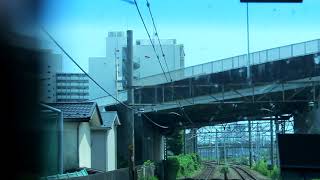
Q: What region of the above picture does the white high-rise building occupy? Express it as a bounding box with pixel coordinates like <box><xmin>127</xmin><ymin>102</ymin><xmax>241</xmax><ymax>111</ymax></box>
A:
<box><xmin>88</xmin><ymin>57</ymin><xmax>116</xmax><ymax>101</ymax></box>
<box><xmin>106</xmin><ymin>32</ymin><xmax>127</xmax><ymax>91</ymax></box>
<box><xmin>88</xmin><ymin>31</ymin><xmax>185</xmax><ymax>105</ymax></box>
<box><xmin>134</xmin><ymin>39</ymin><xmax>185</xmax><ymax>78</ymax></box>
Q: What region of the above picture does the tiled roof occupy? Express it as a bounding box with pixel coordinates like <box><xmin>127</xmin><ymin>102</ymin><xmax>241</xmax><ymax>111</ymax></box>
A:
<box><xmin>101</xmin><ymin>111</ymin><xmax>120</xmax><ymax>128</ymax></box>
<box><xmin>47</xmin><ymin>102</ymin><xmax>97</xmax><ymax>121</ymax></box>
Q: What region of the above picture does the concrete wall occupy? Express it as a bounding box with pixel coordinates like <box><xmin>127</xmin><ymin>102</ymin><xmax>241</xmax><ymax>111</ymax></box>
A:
<box><xmin>63</xmin><ymin>122</ymin><xmax>78</xmax><ymax>170</ymax></box>
<box><xmin>91</xmin><ymin>126</ymin><xmax>118</xmax><ymax>172</ymax></box>
<box><xmin>79</xmin><ymin>122</ymin><xmax>91</xmax><ymax>168</ymax></box>
<box><xmin>107</xmin><ymin>126</ymin><xmax>117</xmax><ymax>171</ymax></box>
<box><xmin>91</xmin><ymin>130</ymin><xmax>107</xmax><ymax>171</ymax></box>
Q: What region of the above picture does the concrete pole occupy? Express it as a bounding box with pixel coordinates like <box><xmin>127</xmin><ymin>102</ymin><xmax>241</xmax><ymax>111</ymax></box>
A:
<box><xmin>58</xmin><ymin>111</ymin><xmax>63</xmax><ymax>174</ymax></box>
<box><xmin>246</xmin><ymin>2</ymin><xmax>251</xmax><ymax>81</ymax></box>
<box><xmin>210</xmin><ymin>135</ymin><xmax>213</xmax><ymax>160</ymax></box>
<box><xmin>270</xmin><ymin>120</ymin><xmax>274</xmax><ymax>167</ymax></box>
<box><xmin>224</xmin><ymin>133</ymin><xmax>227</xmax><ymax>164</ymax></box>
<box><xmin>183</xmin><ymin>128</ymin><xmax>186</xmax><ymax>155</ymax></box>
<box><xmin>193</xmin><ymin>128</ymin><xmax>197</xmax><ymax>153</ymax></box>
<box><xmin>216</xmin><ymin>129</ymin><xmax>219</xmax><ymax>164</ymax></box>
<box><xmin>248</xmin><ymin>120</ymin><xmax>252</xmax><ymax>167</ymax></box>
<box><xmin>126</xmin><ymin>30</ymin><xmax>135</xmax><ymax>180</ymax></box>
<box><xmin>275</xmin><ymin>117</ymin><xmax>280</xmax><ymax>167</ymax></box>
<box><xmin>256</xmin><ymin>122</ymin><xmax>259</xmax><ymax>162</ymax></box>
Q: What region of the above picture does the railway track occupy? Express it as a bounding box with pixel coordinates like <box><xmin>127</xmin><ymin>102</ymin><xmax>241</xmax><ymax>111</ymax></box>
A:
<box><xmin>192</xmin><ymin>161</ymin><xmax>216</xmax><ymax>180</ymax></box>
<box><xmin>184</xmin><ymin>161</ymin><xmax>266</xmax><ymax>180</ymax></box>
<box><xmin>230</xmin><ymin>165</ymin><xmax>258</xmax><ymax>180</ymax></box>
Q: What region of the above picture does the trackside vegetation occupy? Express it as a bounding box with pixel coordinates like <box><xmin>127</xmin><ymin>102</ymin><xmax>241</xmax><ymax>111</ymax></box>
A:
<box><xmin>167</xmin><ymin>153</ymin><xmax>202</xmax><ymax>179</ymax></box>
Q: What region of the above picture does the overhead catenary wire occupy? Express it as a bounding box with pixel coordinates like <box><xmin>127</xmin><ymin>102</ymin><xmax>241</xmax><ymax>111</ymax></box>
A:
<box><xmin>42</xmin><ymin>27</ymin><xmax>168</xmax><ymax>129</ymax></box>
<box><xmin>133</xmin><ymin>0</ymin><xmax>169</xmax><ymax>83</ymax></box>
<box><xmin>133</xmin><ymin>0</ymin><xmax>194</xmax><ymax>124</ymax></box>
<box><xmin>145</xmin><ymin>0</ymin><xmax>171</xmax><ymax>75</ymax></box>
<box><xmin>143</xmin><ymin>0</ymin><xmax>194</xmax><ymax>106</ymax></box>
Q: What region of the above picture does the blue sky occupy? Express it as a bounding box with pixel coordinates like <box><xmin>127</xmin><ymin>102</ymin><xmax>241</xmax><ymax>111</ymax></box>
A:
<box><xmin>40</xmin><ymin>0</ymin><xmax>320</xmax><ymax>72</ymax></box>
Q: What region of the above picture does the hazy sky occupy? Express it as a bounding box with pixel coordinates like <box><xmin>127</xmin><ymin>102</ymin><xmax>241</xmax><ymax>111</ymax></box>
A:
<box><xmin>40</xmin><ymin>0</ymin><xmax>320</xmax><ymax>72</ymax></box>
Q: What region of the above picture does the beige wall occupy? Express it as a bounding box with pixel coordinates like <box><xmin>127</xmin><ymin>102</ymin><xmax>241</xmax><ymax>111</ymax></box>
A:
<box><xmin>79</xmin><ymin>122</ymin><xmax>91</xmax><ymax>168</ymax></box>
<box><xmin>63</xmin><ymin>122</ymin><xmax>78</xmax><ymax>170</ymax></box>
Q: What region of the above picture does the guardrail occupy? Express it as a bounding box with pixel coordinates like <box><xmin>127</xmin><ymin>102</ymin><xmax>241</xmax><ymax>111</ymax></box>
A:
<box><xmin>134</xmin><ymin>39</ymin><xmax>320</xmax><ymax>86</ymax></box>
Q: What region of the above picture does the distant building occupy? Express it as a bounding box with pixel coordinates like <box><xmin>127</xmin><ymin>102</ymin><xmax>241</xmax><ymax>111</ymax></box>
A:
<box><xmin>56</xmin><ymin>73</ymin><xmax>89</xmax><ymax>102</ymax></box>
<box><xmin>134</xmin><ymin>39</ymin><xmax>185</xmax><ymax>78</ymax></box>
<box><xmin>88</xmin><ymin>31</ymin><xmax>185</xmax><ymax>105</ymax></box>
<box><xmin>106</xmin><ymin>31</ymin><xmax>127</xmax><ymax>91</ymax></box>
<box><xmin>40</xmin><ymin>51</ymin><xmax>63</xmax><ymax>103</ymax></box>
<box><xmin>88</xmin><ymin>57</ymin><xmax>117</xmax><ymax>102</ymax></box>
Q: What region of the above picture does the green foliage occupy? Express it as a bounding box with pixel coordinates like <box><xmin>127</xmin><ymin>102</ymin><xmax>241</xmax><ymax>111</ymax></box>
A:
<box><xmin>167</xmin><ymin>153</ymin><xmax>202</xmax><ymax>178</ymax></box>
<box><xmin>220</xmin><ymin>165</ymin><xmax>229</xmax><ymax>174</ymax></box>
<box><xmin>253</xmin><ymin>160</ymin><xmax>280</xmax><ymax>180</ymax></box>
<box><xmin>166</xmin><ymin>130</ymin><xmax>183</xmax><ymax>155</ymax></box>
<box><xmin>143</xmin><ymin>160</ymin><xmax>154</xmax><ymax>166</ymax></box>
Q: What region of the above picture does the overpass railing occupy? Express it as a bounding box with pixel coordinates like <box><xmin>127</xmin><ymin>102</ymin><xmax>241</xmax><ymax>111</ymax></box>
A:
<box><xmin>134</xmin><ymin>39</ymin><xmax>320</xmax><ymax>86</ymax></box>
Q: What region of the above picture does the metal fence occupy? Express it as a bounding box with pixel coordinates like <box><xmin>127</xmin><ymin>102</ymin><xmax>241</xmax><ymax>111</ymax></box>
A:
<box><xmin>134</xmin><ymin>39</ymin><xmax>320</xmax><ymax>86</ymax></box>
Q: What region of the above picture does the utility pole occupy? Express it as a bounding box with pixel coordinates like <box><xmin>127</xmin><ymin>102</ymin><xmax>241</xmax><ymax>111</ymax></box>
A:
<box><xmin>211</xmin><ymin>135</ymin><xmax>213</xmax><ymax>161</ymax></box>
<box><xmin>183</xmin><ymin>128</ymin><xmax>186</xmax><ymax>155</ymax></box>
<box><xmin>246</xmin><ymin>2</ymin><xmax>251</xmax><ymax>82</ymax></box>
<box><xmin>224</xmin><ymin>133</ymin><xmax>227</xmax><ymax>164</ymax></box>
<box><xmin>256</xmin><ymin>122</ymin><xmax>259</xmax><ymax>162</ymax></box>
<box><xmin>275</xmin><ymin>117</ymin><xmax>280</xmax><ymax>167</ymax></box>
<box><xmin>248</xmin><ymin>120</ymin><xmax>252</xmax><ymax>167</ymax></box>
<box><xmin>270</xmin><ymin>120</ymin><xmax>274</xmax><ymax>168</ymax></box>
<box><xmin>216</xmin><ymin>129</ymin><xmax>219</xmax><ymax>164</ymax></box>
<box><xmin>126</xmin><ymin>30</ymin><xmax>135</xmax><ymax>180</ymax></box>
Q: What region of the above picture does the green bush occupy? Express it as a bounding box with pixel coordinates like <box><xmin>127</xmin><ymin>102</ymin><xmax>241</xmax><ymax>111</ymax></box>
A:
<box><xmin>167</xmin><ymin>153</ymin><xmax>201</xmax><ymax>178</ymax></box>
<box><xmin>253</xmin><ymin>160</ymin><xmax>280</xmax><ymax>180</ymax></box>
<box><xmin>220</xmin><ymin>165</ymin><xmax>229</xmax><ymax>174</ymax></box>
<box><xmin>143</xmin><ymin>160</ymin><xmax>154</xmax><ymax>166</ymax></box>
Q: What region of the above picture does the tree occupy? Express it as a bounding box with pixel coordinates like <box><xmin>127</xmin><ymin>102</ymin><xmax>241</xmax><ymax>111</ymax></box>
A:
<box><xmin>167</xmin><ymin>130</ymin><xmax>183</xmax><ymax>155</ymax></box>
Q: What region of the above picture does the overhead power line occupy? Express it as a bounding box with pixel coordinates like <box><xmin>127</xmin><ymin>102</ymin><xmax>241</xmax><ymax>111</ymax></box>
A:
<box><xmin>42</xmin><ymin>27</ymin><xmax>168</xmax><ymax>129</ymax></box>
<box><xmin>133</xmin><ymin>0</ymin><xmax>169</xmax><ymax>82</ymax></box>
<box><xmin>133</xmin><ymin>0</ymin><xmax>194</xmax><ymax>125</ymax></box>
<box><xmin>145</xmin><ymin>0</ymin><xmax>171</xmax><ymax>76</ymax></box>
